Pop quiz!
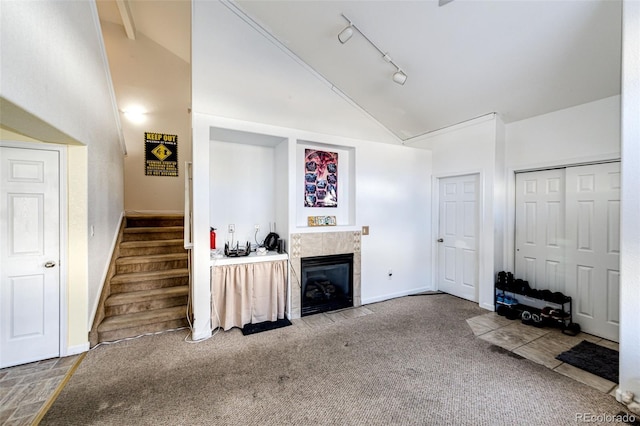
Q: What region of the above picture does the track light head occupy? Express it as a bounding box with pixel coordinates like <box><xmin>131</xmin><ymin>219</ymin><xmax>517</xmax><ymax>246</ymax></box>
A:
<box><xmin>338</xmin><ymin>25</ymin><xmax>353</xmax><ymax>44</ymax></box>
<box><xmin>393</xmin><ymin>70</ymin><xmax>407</xmax><ymax>85</ymax></box>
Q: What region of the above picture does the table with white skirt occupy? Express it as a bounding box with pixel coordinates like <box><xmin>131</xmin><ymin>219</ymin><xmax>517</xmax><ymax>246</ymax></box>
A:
<box><xmin>210</xmin><ymin>252</ymin><xmax>288</xmax><ymax>331</ymax></box>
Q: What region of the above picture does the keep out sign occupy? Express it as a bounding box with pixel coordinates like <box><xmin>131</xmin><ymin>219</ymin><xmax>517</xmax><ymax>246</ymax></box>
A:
<box><xmin>145</xmin><ymin>132</ymin><xmax>178</xmax><ymax>177</ymax></box>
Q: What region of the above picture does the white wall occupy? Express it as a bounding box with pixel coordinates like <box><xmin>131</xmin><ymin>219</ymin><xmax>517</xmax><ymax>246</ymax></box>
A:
<box><xmin>209</xmin><ymin>141</ymin><xmax>277</xmax><ymax>246</ymax></box>
<box><xmin>506</xmin><ymin>95</ymin><xmax>621</xmax><ymax>170</ymax></box>
<box><xmin>0</xmin><ymin>1</ymin><xmax>124</xmax><ymax>350</ymax></box>
<box><xmin>191</xmin><ymin>0</ymin><xmax>433</xmax><ymax>339</ymax></box>
<box><xmin>618</xmin><ymin>0</ymin><xmax>640</xmax><ymax>405</ymax></box>
<box><xmin>409</xmin><ymin>116</ymin><xmax>501</xmax><ymax>311</ymax></box>
<box><xmin>191</xmin><ymin>114</ymin><xmax>433</xmax><ymax>339</ymax></box>
<box><xmin>504</xmin><ymin>96</ymin><xmax>621</xmax><ymax>272</ymax></box>
<box><xmin>356</xmin><ymin>142</ymin><xmax>432</xmax><ymax>303</ymax></box>
<box><xmin>100</xmin><ymin>21</ymin><xmax>192</xmax><ymax>213</ymax></box>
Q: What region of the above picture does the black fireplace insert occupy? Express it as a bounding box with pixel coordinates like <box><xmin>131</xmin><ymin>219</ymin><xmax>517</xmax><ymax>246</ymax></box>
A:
<box><xmin>301</xmin><ymin>253</ymin><xmax>353</xmax><ymax>316</ymax></box>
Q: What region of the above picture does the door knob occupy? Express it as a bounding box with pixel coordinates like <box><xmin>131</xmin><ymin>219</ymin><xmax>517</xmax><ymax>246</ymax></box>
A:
<box><xmin>44</xmin><ymin>261</ymin><xmax>56</xmax><ymax>268</ymax></box>
<box><xmin>437</xmin><ymin>238</ymin><xmax>444</xmax><ymax>243</ymax></box>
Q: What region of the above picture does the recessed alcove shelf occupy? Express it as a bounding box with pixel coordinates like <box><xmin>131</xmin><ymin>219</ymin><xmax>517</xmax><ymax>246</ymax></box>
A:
<box><xmin>208</xmin><ymin>126</ymin><xmax>288</xmax><ymax>246</ymax></box>
<box><xmin>296</xmin><ymin>139</ymin><xmax>356</xmax><ymax>229</ymax></box>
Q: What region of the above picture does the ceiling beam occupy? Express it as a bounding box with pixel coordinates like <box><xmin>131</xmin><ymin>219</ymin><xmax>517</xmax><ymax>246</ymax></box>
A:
<box><xmin>115</xmin><ymin>0</ymin><xmax>136</xmax><ymax>40</ymax></box>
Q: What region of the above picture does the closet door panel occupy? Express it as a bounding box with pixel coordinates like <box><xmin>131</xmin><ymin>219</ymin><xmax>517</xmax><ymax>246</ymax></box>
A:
<box><xmin>515</xmin><ymin>169</ymin><xmax>565</xmax><ymax>292</ymax></box>
<box><xmin>565</xmin><ymin>162</ymin><xmax>620</xmax><ymax>342</ymax></box>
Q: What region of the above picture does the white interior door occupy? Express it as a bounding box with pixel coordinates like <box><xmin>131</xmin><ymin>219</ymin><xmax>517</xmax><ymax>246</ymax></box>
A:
<box><xmin>0</xmin><ymin>147</ymin><xmax>60</xmax><ymax>368</ymax></box>
<box><xmin>565</xmin><ymin>162</ymin><xmax>620</xmax><ymax>342</ymax></box>
<box><xmin>515</xmin><ymin>169</ymin><xmax>565</xmax><ymax>292</ymax></box>
<box><xmin>437</xmin><ymin>174</ymin><xmax>479</xmax><ymax>302</ymax></box>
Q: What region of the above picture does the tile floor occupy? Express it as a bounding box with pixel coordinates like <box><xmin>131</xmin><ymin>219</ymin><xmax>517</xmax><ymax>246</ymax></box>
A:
<box><xmin>467</xmin><ymin>311</ymin><xmax>619</xmax><ymax>395</ymax></box>
<box><xmin>0</xmin><ymin>354</ymin><xmax>82</xmax><ymax>426</ymax></box>
<box><xmin>0</xmin><ymin>307</ymin><xmax>619</xmax><ymax>426</ymax></box>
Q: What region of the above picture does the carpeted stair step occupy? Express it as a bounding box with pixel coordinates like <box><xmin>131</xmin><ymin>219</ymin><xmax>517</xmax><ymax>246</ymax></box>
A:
<box><xmin>126</xmin><ymin>214</ymin><xmax>184</xmax><ymax>228</ymax></box>
<box><xmin>119</xmin><ymin>239</ymin><xmax>187</xmax><ymax>256</ymax></box>
<box><xmin>105</xmin><ymin>285</ymin><xmax>189</xmax><ymax>316</ymax></box>
<box><xmin>115</xmin><ymin>252</ymin><xmax>188</xmax><ymax>274</ymax></box>
<box><xmin>110</xmin><ymin>269</ymin><xmax>189</xmax><ymax>293</ymax></box>
<box><xmin>122</xmin><ymin>226</ymin><xmax>184</xmax><ymax>242</ymax></box>
<box><xmin>97</xmin><ymin>306</ymin><xmax>189</xmax><ymax>343</ymax></box>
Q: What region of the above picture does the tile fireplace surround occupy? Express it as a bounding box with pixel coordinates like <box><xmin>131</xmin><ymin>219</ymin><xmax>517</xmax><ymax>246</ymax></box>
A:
<box><xmin>289</xmin><ymin>231</ymin><xmax>362</xmax><ymax>319</ymax></box>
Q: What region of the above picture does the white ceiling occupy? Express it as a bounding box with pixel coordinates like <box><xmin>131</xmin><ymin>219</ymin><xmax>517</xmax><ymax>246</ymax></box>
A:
<box><xmin>97</xmin><ymin>0</ymin><xmax>622</xmax><ymax>141</ymax></box>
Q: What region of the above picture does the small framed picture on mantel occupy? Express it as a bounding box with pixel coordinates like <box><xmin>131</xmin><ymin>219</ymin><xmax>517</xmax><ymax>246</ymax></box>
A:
<box><xmin>307</xmin><ymin>215</ymin><xmax>337</xmax><ymax>227</ymax></box>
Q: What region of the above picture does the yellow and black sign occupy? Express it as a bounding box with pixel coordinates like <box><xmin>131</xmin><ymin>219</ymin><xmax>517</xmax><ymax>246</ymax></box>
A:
<box><xmin>145</xmin><ymin>132</ymin><xmax>178</xmax><ymax>177</ymax></box>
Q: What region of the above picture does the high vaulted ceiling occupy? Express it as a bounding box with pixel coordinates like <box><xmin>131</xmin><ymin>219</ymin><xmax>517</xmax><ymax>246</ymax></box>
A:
<box><xmin>97</xmin><ymin>0</ymin><xmax>622</xmax><ymax>141</ymax></box>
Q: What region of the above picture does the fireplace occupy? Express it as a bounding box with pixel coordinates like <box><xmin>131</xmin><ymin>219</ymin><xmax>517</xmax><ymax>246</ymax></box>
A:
<box><xmin>301</xmin><ymin>253</ymin><xmax>353</xmax><ymax>316</ymax></box>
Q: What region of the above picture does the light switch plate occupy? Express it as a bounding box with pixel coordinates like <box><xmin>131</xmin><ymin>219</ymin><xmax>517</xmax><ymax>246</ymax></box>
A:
<box><xmin>362</xmin><ymin>225</ymin><xmax>369</xmax><ymax>235</ymax></box>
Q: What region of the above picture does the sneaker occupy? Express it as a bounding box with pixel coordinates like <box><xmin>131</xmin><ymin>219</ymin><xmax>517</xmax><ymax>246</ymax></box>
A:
<box><xmin>550</xmin><ymin>309</ymin><xmax>571</xmax><ymax>320</ymax></box>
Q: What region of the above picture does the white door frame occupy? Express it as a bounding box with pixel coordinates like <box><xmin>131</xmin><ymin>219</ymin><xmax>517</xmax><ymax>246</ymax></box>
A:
<box><xmin>431</xmin><ymin>171</ymin><xmax>484</xmax><ymax>303</ymax></box>
<box><xmin>0</xmin><ymin>140</ymin><xmax>69</xmax><ymax>358</ymax></box>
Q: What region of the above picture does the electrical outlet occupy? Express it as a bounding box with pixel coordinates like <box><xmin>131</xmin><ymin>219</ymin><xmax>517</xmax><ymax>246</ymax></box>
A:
<box><xmin>255</xmin><ymin>224</ymin><xmax>260</xmax><ymax>232</ymax></box>
<box><xmin>228</xmin><ymin>224</ymin><xmax>235</xmax><ymax>233</ymax></box>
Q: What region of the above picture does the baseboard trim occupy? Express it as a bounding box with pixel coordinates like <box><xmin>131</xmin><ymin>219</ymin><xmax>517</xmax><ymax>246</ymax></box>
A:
<box><xmin>191</xmin><ymin>328</ymin><xmax>212</xmax><ymax>341</ymax></box>
<box><xmin>362</xmin><ymin>287</ymin><xmax>433</xmax><ymax>305</ymax></box>
<box><xmin>66</xmin><ymin>342</ymin><xmax>90</xmax><ymax>356</ymax></box>
<box><xmin>88</xmin><ymin>212</ymin><xmax>124</xmax><ymax>331</ymax></box>
<box><xmin>480</xmin><ymin>301</ymin><xmax>495</xmax><ymax>311</ymax></box>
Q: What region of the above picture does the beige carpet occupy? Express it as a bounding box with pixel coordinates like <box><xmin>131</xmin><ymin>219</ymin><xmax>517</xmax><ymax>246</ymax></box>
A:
<box><xmin>41</xmin><ymin>294</ymin><xmax>627</xmax><ymax>425</ymax></box>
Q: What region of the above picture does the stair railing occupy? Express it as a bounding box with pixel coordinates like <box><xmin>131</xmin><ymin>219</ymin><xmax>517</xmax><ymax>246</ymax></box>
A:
<box><xmin>184</xmin><ymin>161</ymin><xmax>193</xmax><ymax>250</ymax></box>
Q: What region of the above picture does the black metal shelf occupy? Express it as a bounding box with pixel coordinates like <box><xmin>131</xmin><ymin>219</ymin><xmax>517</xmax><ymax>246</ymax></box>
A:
<box><xmin>494</xmin><ymin>275</ymin><xmax>580</xmax><ymax>335</ymax></box>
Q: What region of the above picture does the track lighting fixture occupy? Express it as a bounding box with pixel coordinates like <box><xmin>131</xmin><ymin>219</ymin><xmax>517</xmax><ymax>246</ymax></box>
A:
<box><xmin>337</xmin><ymin>13</ymin><xmax>408</xmax><ymax>85</ymax></box>
<box><xmin>393</xmin><ymin>69</ymin><xmax>407</xmax><ymax>85</ymax></box>
<box><xmin>338</xmin><ymin>25</ymin><xmax>353</xmax><ymax>44</ymax></box>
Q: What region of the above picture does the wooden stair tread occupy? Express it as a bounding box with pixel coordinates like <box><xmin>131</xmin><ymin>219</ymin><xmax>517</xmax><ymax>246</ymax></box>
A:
<box><xmin>120</xmin><ymin>239</ymin><xmax>185</xmax><ymax>248</ymax></box>
<box><xmin>91</xmin><ymin>214</ymin><xmax>190</xmax><ymax>347</ymax></box>
<box><xmin>97</xmin><ymin>306</ymin><xmax>187</xmax><ymax>332</ymax></box>
<box><xmin>124</xmin><ymin>226</ymin><xmax>183</xmax><ymax>233</ymax></box>
<box><xmin>116</xmin><ymin>252</ymin><xmax>187</xmax><ymax>264</ymax></box>
<box><xmin>126</xmin><ymin>214</ymin><xmax>183</xmax><ymax>219</ymax></box>
<box><xmin>110</xmin><ymin>268</ymin><xmax>189</xmax><ymax>284</ymax></box>
<box><xmin>105</xmin><ymin>286</ymin><xmax>188</xmax><ymax>307</ymax></box>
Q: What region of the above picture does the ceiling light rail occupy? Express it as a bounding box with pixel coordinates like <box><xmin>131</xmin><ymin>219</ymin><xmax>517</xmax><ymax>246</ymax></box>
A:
<box><xmin>338</xmin><ymin>13</ymin><xmax>407</xmax><ymax>85</ymax></box>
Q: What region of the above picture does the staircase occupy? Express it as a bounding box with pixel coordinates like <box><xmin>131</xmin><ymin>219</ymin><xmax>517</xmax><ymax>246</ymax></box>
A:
<box><xmin>90</xmin><ymin>214</ymin><xmax>190</xmax><ymax>346</ymax></box>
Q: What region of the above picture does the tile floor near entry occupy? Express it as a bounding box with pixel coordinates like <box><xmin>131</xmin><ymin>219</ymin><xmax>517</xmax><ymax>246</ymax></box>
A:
<box><xmin>0</xmin><ymin>354</ymin><xmax>82</xmax><ymax>426</ymax></box>
<box><xmin>467</xmin><ymin>312</ymin><xmax>619</xmax><ymax>395</ymax></box>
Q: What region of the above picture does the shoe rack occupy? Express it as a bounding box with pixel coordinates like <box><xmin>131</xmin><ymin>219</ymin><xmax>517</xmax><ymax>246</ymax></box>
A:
<box><xmin>494</xmin><ymin>271</ymin><xmax>581</xmax><ymax>336</ymax></box>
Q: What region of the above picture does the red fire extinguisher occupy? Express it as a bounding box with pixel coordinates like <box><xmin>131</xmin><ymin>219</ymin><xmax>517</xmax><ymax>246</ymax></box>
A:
<box><xmin>210</xmin><ymin>227</ymin><xmax>216</xmax><ymax>249</ymax></box>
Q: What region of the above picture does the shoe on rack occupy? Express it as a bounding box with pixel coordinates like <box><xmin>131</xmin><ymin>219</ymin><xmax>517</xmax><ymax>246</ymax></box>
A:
<box><xmin>551</xmin><ymin>291</ymin><xmax>568</xmax><ymax>304</ymax></box>
<box><xmin>550</xmin><ymin>309</ymin><xmax>570</xmax><ymax>320</ymax></box>
<box><xmin>539</xmin><ymin>289</ymin><xmax>553</xmax><ymax>302</ymax></box>
<box><xmin>506</xmin><ymin>308</ymin><xmax>520</xmax><ymax>320</ymax></box>
<box><xmin>540</xmin><ymin>306</ymin><xmax>554</xmax><ymax>319</ymax></box>
<box><xmin>503</xmin><ymin>295</ymin><xmax>519</xmax><ymax>306</ymax></box>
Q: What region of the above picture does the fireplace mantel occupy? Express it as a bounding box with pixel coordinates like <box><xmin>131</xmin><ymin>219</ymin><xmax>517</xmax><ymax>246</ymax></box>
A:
<box><xmin>289</xmin><ymin>231</ymin><xmax>361</xmax><ymax>319</ymax></box>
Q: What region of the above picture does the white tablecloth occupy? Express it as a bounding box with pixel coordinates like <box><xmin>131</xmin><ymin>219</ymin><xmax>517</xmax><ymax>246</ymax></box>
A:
<box><xmin>211</xmin><ymin>260</ymin><xmax>286</xmax><ymax>330</ymax></box>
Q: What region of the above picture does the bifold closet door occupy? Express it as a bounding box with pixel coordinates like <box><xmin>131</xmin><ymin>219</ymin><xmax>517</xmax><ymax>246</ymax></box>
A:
<box><xmin>514</xmin><ymin>169</ymin><xmax>566</xmax><ymax>293</ymax></box>
<box><xmin>515</xmin><ymin>162</ymin><xmax>620</xmax><ymax>342</ymax></box>
<box><xmin>565</xmin><ymin>162</ymin><xmax>620</xmax><ymax>342</ymax></box>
